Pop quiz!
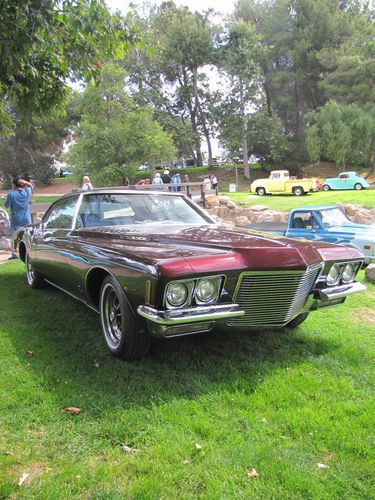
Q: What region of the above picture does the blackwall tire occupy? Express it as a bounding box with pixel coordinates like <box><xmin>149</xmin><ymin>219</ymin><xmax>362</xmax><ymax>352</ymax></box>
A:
<box><xmin>26</xmin><ymin>253</ymin><xmax>46</xmax><ymax>289</ymax></box>
<box><xmin>285</xmin><ymin>313</ymin><xmax>309</xmax><ymax>329</ymax></box>
<box><xmin>99</xmin><ymin>276</ymin><xmax>151</xmax><ymax>361</ymax></box>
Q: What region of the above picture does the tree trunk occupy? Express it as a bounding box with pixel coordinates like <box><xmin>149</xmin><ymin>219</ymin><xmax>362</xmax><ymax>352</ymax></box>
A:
<box><xmin>240</xmin><ymin>79</ymin><xmax>250</xmax><ymax>180</ymax></box>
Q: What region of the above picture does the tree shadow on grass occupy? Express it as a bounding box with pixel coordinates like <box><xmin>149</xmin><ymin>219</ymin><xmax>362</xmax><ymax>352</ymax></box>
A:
<box><xmin>1</xmin><ymin>265</ymin><xmax>337</xmax><ymax>417</ymax></box>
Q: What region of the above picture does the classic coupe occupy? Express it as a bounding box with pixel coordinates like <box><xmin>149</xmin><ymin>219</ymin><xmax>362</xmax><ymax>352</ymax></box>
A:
<box><xmin>14</xmin><ymin>189</ymin><xmax>366</xmax><ymax>360</ymax></box>
<box><xmin>322</xmin><ymin>171</ymin><xmax>370</xmax><ymax>191</ymax></box>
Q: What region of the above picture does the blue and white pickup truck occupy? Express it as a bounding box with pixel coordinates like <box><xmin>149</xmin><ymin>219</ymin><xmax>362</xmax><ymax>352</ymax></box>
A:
<box><xmin>244</xmin><ymin>205</ymin><xmax>375</xmax><ymax>266</ymax></box>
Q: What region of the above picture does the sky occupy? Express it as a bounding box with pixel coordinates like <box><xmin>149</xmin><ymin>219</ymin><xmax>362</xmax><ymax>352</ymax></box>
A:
<box><xmin>106</xmin><ymin>0</ymin><xmax>236</xmax><ymax>156</ymax></box>
<box><xmin>106</xmin><ymin>0</ymin><xmax>236</xmax><ymax>16</ymax></box>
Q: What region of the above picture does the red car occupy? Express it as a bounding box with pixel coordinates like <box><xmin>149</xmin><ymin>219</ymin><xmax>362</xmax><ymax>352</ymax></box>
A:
<box><xmin>14</xmin><ymin>189</ymin><xmax>366</xmax><ymax>360</ymax></box>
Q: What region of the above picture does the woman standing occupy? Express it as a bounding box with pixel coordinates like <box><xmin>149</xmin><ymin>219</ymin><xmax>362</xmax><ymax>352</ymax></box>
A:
<box><xmin>82</xmin><ymin>176</ymin><xmax>93</xmax><ymax>190</ymax></box>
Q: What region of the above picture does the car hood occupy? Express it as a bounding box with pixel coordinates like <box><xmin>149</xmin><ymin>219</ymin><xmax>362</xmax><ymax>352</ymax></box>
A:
<box><xmin>323</xmin><ymin>223</ymin><xmax>375</xmax><ymax>237</ymax></box>
<box><xmin>74</xmin><ymin>223</ymin><xmax>363</xmax><ymax>276</ymax></box>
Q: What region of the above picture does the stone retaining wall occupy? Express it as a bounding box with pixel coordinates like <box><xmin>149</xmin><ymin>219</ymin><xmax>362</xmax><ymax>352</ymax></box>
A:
<box><xmin>205</xmin><ymin>194</ymin><xmax>375</xmax><ymax>226</ymax></box>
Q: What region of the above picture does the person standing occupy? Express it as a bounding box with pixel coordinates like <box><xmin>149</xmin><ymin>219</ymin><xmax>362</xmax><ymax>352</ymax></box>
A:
<box><xmin>175</xmin><ymin>173</ymin><xmax>182</xmax><ymax>191</ymax></box>
<box><xmin>82</xmin><ymin>175</ymin><xmax>93</xmax><ymax>190</ymax></box>
<box><xmin>162</xmin><ymin>170</ymin><xmax>171</xmax><ymax>184</ymax></box>
<box><xmin>211</xmin><ymin>175</ymin><xmax>218</xmax><ymax>193</ymax></box>
<box><xmin>2</xmin><ymin>177</ymin><xmax>33</xmax><ymax>259</ymax></box>
<box><xmin>203</xmin><ymin>175</ymin><xmax>212</xmax><ymax>192</ymax></box>
<box><xmin>152</xmin><ymin>173</ymin><xmax>164</xmax><ymax>190</ymax></box>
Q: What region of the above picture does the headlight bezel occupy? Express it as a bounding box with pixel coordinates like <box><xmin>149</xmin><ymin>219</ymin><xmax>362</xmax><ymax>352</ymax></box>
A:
<box><xmin>325</xmin><ymin>261</ymin><xmax>361</xmax><ymax>286</ymax></box>
<box><xmin>195</xmin><ymin>277</ymin><xmax>222</xmax><ymax>305</ymax></box>
<box><xmin>341</xmin><ymin>262</ymin><xmax>356</xmax><ymax>283</ymax></box>
<box><xmin>326</xmin><ymin>263</ymin><xmax>342</xmax><ymax>286</ymax></box>
<box><xmin>165</xmin><ymin>281</ymin><xmax>193</xmax><ymax>308</ymax></box>
<box><xmin>164</xmin><ymin>275</ymin><xmax>224</xmax><ymax>309</ymax></box>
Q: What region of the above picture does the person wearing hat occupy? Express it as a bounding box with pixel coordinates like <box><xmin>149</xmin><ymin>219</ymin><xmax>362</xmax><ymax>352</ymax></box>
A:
<box><xmin>162</xmin><ymin>170</ymin><xmax>171</xmax><ymax>185</ymax></box>
<box><xmin>2</xmin><ymin>177</ymin><xmax>33</xmax><ymax>259</ymax></box>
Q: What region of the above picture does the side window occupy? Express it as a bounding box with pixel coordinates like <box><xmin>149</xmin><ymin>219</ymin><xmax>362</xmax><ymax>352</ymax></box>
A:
<box><xmin>43</xmin><ymin>197</ymin><xmax>77</xmax><ymax>229</ymax></box>
<box><xmin>291</xmin><ymin>212</ymin><xmax>312</xmax><ymax>229</ymax></box>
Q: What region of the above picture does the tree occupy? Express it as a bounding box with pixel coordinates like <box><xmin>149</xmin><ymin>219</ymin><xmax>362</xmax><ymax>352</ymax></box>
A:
<box><xmin>0</xmin><ymin>0</ymin><xmax>132</xmax><ymax>135</ymax></box>
<box><xmin>65</xmin><ymin>64</ymin><xmax>176</xmax><ymax>185</ymax></box>
<box><xmin>0</xmin><ymin>98</ymin><xmax>77</xmax><ymax>184</ymax></box>
<box><xmin>305</xmin><ymin>102</ymin><xmax>375</xmax><ymax>171</ymax></box>
<box><xmin>217</xmin><ymin>20</ymin><xmax>259</xmax><ymax>178</ymax></box>
<box><xmin>233</xmin><ymin>0</ymin><xmax>364</xmax><ymax>167</ymax></box>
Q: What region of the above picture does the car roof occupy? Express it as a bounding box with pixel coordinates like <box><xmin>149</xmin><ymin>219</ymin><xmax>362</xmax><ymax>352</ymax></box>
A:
<box><xmin>292</xmin><ymin>205</ymin><xmax>342</xmax><ymax>211</ymax></box>
<box><xmin>60</xmin><ymin>188</ymin><xmax>187</xmax><ymax>199</ymax></box>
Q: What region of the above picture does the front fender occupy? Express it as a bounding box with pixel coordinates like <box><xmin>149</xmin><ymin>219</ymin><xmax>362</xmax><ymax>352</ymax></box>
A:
<box><xmin>14</xmin><ymin>224</ymin><xmax>36</xmax><ymax>261</ymax></box>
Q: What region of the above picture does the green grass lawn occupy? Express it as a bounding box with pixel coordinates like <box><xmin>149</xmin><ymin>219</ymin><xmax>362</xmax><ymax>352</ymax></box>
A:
<box><xmin>31</xmin><ymin>195</ymin><xmax>60</xmax><ymax>204</ymax></box>
<box><xmin>0</xmin><ymin>261</ymin><xmax>374</xmax><ymax>498</ymax></box>
<box><xmin>224</xmin><ymin>188</ymin><xmax>375</xmax><ymax>211</ymax></box>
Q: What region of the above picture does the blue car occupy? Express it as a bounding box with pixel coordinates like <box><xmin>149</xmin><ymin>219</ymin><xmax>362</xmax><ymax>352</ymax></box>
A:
<box><xmin>59</xmin><ymin>168</ymin><xmax>73</xmax><ymax>177</ymax></box>
<box><xmin>322</xmin><ymin>171</ymin><xmax>369</xmax><ymax>191</ymax></box>
<box><xmin>244</xmin><ymin>205</ymin><xmax>375</xmax><ymax>266</ymax></box>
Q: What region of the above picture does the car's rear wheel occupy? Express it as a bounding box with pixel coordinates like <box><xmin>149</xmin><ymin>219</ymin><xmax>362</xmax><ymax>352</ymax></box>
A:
<box><xmin>285</xmin><ymin>313</ymin><xmax>309</xmax><ymax>329</ymax></box>
<box><xmin>322</xmin><ymin>184</ymin><xmax>330</xmax><ymax>191</ymax></box>
<box><xmin>354</xmin><ymin>183</ymin><xmax>363</xmax><ymax>190</ymax></box>
<box><xmin>293</xmin><ymin>186</ymin><xmax>304</xmax><ymax>196</ymax></box>
<box><xmin>256</xmin><ymin>187</ymin><xmax>266</xmax><ymax>196</ymax></box>
<box><xmin>25</xmin><ymin>253</ymin><xmax>45</xmax><ymax>289</ymax></box>
<box><xmin>99</xmin><ymin>276</ymin><xmax>151</xmax><ymax>361</ymax></box>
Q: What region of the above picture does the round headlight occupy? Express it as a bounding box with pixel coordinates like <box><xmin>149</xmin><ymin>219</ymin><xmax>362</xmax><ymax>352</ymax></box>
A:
<box><xmin>342</xmin><ymin>263</ymin><xmax>355</xmax><ymax>283</ymax></box>
<box><xmin>166</xmin><ymin>282</ymin><xmax>189</xmax><ymax>307</ymax></box>
<box><xmin>195</xmin><ymin>278</ymin><xmax>219</xmax><ymax>303</ymax></box>
<box><xmin>326</xmin><ymin>264</ymin><xmax>341</xmax><ymax>286</ymax></box>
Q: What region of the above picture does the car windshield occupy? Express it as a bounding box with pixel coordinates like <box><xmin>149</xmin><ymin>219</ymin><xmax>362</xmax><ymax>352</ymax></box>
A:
<box><xmin>316</xmin><ymin>208</ymin><xmax>350</xmax><ymax>227</ymax></box>
<box><xmin>77</xmin><ymin>193</ymin><xmax>213</xmax><ymax>228</ymax></box>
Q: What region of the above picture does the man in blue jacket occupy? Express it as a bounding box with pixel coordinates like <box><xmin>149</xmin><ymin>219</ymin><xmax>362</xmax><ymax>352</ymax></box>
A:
<box><xmin>2</xmin><ymin>177</ymin><xmax>33</xmax><ymax>259</ymax></box>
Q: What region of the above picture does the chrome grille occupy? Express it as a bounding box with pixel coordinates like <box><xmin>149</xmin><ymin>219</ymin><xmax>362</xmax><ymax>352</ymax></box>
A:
<box><xmin>227</xmin><ymin>265</ymin><xmax>321</xmax><ymax>327</ymax></box>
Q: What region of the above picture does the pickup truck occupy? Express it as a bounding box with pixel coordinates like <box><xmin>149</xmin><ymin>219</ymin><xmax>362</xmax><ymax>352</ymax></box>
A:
<box><xmin>243</xmin><ymin>205</ymin><xmax>375</xmax><ymax>266</ymax></box>
<box><xmin>250</xmin><ymin>170</ymin><xmax>315</xmax><ymax>196</ymax></box>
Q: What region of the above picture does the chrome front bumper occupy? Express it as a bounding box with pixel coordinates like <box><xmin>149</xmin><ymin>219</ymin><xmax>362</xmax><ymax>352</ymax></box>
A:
<box><xmin>137</xmin><ymin>281</ymin><xmax>366</xmax><ymax>337</ymax></box>
<box><xmin>306</xmin><ymin>281</ymin><xmax>367</xmax><ymax>312</ymax></box>
<box><xmin>137</xmin><ymin>303</ymin><xmax>245</xmax><ymax>337</ymax></box>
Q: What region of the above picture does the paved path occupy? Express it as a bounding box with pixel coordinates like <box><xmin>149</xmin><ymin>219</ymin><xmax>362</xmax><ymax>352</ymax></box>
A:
<box><xmin>0</xmin><ymin>253</ymin><xmax>10</xmax><ymax>264</ymax></box>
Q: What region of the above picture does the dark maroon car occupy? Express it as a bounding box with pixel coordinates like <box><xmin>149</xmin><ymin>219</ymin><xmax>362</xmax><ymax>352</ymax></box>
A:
<box><xmin>14</xmin><ymin>189</ymin><xmax>366</xmax><ymax>360</ymax></box>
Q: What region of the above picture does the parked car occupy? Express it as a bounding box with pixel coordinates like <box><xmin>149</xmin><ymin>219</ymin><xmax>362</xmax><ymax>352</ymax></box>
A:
<box><xmin>14</xmin><ymin>190</ymin><xmax>366</xmax><ymax>360</ymax></box>
<box><xmin>59</xmin><ymin>168</ymin><xmax>73</xmax><ymax>177</ymax></box>
<box><xmin>137</xmin><ymin>164</ymin><xmax>149</xmax><ymax>171</ymax></box>
<box><xmin>242</xmin><ymin>205</ymin><xmax>375</xmax><ymax>266</ymax></box>
<box><xmin>250</xmin><ymin>170</ymin><xmax>315</xmax><ymax>196</ymax></box>
<box><xmin>322</xmin><ymin>171</ymin><xmax>369</xmax><ymax>191</ymax></box>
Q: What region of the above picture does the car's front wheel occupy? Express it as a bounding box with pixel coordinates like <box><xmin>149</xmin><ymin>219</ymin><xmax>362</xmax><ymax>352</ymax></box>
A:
<box><xmin>285</xmin><ymin>313</ymin><xmax>309</xmax><ymax>329</ymax></box>
<box><xmin>322</xmin><ymin>184</ymin><xmax>330</xmax><ymax>191</ymax></box>
<box><xmin>256</xmin><ymin>187</ymin><xmax>266</xmax><ymax>196</ymax></box>
<box><xmin>99</xmin><ymin>276</ymin><xmax>151</xmax><ymax>361</ymax></box>
<box><xmin>354</xmin><ymin>183</ymin><xmax>363</xmax><ymax>190</ymax></box>
<box><xmin>26</xmin><ymin>253</ymin><xmax>45</xmax><ymax>289</ymax></box>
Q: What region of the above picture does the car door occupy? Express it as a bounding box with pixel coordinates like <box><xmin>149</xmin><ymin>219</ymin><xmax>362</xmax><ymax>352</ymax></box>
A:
<box><xmin>32</xmin><ymin>195</ymin><xmax>80</xmax><ymax>290</ymax></box>
<box><xmin>268</xmin><ymin>172</ymin><xmax>282</xmax><ymax>192</ymax></box>
<box><xmin>336</xmin><ymin>173</ymin><xmax>350</xmax><ymax>189</ymax></box>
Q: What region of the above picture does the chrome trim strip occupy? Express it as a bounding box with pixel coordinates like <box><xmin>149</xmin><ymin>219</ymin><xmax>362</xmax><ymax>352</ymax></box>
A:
<box><xmin>319</xmin><ymin>281</ymin><xmax>367</xmax><ymax>301</ymax></box>
<box><xmin>137</xmin><ymin>303</ymin><xmax>245</xmax><ymax>325</ymax></box>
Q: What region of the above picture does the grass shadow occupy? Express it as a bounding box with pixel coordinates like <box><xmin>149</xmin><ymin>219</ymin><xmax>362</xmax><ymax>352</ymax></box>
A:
<box><xmin>1</xmin><ymin>263</ymin><xmax>337</xmax><ymax>417</ymax></box>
